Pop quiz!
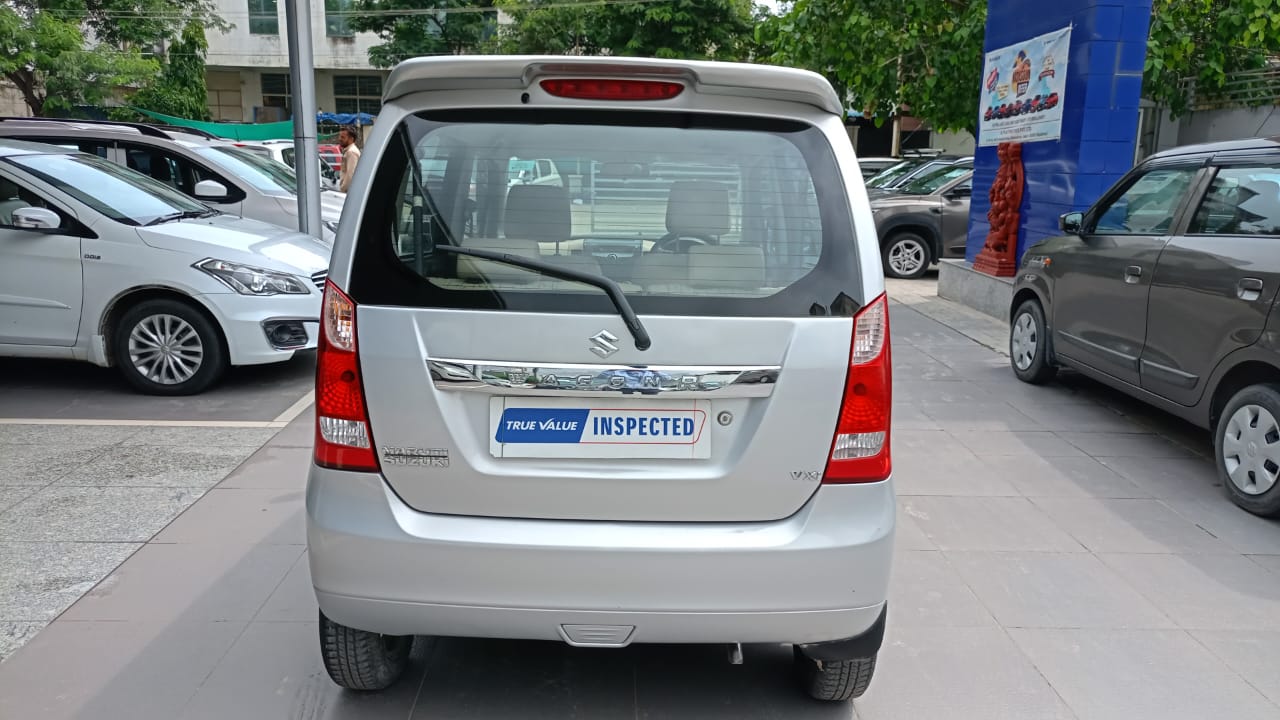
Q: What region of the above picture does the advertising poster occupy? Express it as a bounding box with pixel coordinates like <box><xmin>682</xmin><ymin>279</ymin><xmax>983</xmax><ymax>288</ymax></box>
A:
<box><xmin>978</xmin><ymin>26</ymin><xmax>1072</xmax><ymax>146</ymax></box>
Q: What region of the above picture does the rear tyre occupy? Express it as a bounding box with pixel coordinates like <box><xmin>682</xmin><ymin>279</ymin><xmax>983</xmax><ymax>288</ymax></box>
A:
<box><xmin>794</xmin><ymin>647</ymin><xmax>877</xmax><ymax>702</ymax></box>
<box><xmin>882</xmin><ymin>232</ymin><xmax>931</xmax><ymax>279</ymax></box>
<box><xmin>1009</xmin><ymin>299</ymin><xmax>1056</xmax><ymax>385</ymax></box>
<box><xmin>113</xmin><ymin>298</ymin><xmax>227</xmax><ymax>396</ymax></box>
<box><xmin>319</xmin><ymin>610</ymin><xmax>413</xmax><ymax>691</ymax></box>
<box><xmin>1216</xmin><ymin>384</ymin><xmax>1280</xmax><ymax>517</ymax></box>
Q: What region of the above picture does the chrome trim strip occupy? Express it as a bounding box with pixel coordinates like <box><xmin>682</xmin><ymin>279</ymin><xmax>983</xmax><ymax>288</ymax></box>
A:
<box><xmin>428</xmin><ymin>358</ymin><xmax>781</xmax><ymax>397</ymax></box>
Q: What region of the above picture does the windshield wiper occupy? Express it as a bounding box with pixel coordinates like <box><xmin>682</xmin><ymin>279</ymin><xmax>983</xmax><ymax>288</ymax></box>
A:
<box><xmin>434</xmin><ymin>245</ymin><xmax>652</xmax><ymax>352</ymax></box>
<box><xmin>144</xmin><ymin>209</ymin><xmax>216</xmax><ymax>226</ymax></box>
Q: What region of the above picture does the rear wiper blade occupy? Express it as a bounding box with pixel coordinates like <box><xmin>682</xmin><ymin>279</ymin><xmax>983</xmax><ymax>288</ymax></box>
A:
<box><xmin>435</xmin><ymin>245</ymin><xmax>652</xmax><ymax>352</ymax></box>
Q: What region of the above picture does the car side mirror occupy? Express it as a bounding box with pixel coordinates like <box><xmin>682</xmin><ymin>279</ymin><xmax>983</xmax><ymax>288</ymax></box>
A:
<box><xmin>194</xmin><ymin>179</ymin><xmax>229</xmax><ymax>200</ymax></box>
<box><xmin>1059</xmin><ymin>211</ymin><xmax>1084</xmax><ymax>235</ymax></box>
<box><xmin>11</xmin><ymin>206</ymin><xmax>61</xmax><ymax>230</ymax></box>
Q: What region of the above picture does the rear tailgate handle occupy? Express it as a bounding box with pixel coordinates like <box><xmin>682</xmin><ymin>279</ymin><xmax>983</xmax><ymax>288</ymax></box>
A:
<box><xmin>1124</xmin><ymin>265</ymin><xmax>1142</xmax><ymax>284</ymax></box>
<box><xmin>1238</xmin><ymin>277</ymin><xmax>1264</xmax><ymax>301</ymax></box>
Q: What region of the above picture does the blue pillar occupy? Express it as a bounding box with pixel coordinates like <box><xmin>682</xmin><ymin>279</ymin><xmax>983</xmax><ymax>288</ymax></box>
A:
<box><xmin>966</xmin><ymin>0</ymin><xmax>1153</xmax><ymax>264</ymax></box>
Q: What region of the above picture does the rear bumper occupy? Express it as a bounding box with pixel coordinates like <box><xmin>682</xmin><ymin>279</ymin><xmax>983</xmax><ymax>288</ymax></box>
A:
<box><xmin>306</xmin><ymin>469</ymin><xmax>895</xmax><ymax>646</ymax></box>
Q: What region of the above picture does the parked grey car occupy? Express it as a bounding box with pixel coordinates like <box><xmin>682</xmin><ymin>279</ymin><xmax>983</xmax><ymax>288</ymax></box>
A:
<box><xmin>0</xmin><ymin>118</ymin><xmax>344</xmax><ymax>242</ymax></box>
<box><xmin>1010</xmin><ymin>136</ymin><xmax>1280</xmax><ymax>516</ymax></box>
<box><xmin>872</xmin><ymin>161</ymin><xmax>973</xmax><ymax>278</ymax></box>
<box><xmin>308</xmin><ymin>55</ymin><xmax>894</xmax><ymax>702</ymax></box>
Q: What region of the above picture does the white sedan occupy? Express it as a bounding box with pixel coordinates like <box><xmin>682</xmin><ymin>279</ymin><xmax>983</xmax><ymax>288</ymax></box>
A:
<box><xmin>0</xmin><ymin>139</ymin><xmax>329</xmax><ymax>395</ymax></box>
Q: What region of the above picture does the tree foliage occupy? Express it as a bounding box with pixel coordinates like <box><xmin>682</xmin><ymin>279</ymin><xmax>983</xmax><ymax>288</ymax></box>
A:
<box><xmin>0</xmin><ymin>1</ymin><xmax>223</xmax><ymax>116</ymax></box>
<box><xmin>762</xmin><ymin>0</ymin><xmax>987</xmax><ymax>135</ymax></box>
<box><xmin>130</xmin><ymin>21</ymin><xmax>211</xmax><ymax>120</ymax></box>
<box><xmin>350</xmin><ymin>0</ymin><xmax>500</xmax><ymax>67</ymax></box>
<box><xmin>1145</xmin><ymin>0</ymin><xmax>1280</xmax><ymax>117</ymax></box>
<box><xmin>495</xmin><ymin>0</ymin><xmax>755</xmax><ymax>61</ymax></box>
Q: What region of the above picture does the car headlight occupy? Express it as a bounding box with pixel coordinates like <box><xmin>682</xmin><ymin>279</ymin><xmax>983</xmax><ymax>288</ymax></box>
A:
<box><xmin>194</xmin><ymin>258</ymin><xmax>310</xmax><ymax>295</ymax></box>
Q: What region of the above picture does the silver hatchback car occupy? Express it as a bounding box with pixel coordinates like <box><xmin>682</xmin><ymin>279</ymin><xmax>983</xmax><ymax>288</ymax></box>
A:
<box><xmin>307</xmin><ymin>56</ymin><xmax>895</xmax><ymax>702</ymax></box>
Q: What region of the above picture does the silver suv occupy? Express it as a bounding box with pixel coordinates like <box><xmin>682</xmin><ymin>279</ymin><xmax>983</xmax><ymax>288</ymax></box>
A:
<box><xmin>0</xmin><ymin>118</ymin><xmax>345</xmax><ymax>242</ymax></box>
<box><xmin>307</xmin><ymin>56</ymin><xmax>894</xmax><ymax>703</ymax></box>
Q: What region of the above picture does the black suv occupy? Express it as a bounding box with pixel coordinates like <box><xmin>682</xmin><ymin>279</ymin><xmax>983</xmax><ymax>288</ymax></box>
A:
<box><xmin>1009</xmin><ymin>136</ymin><xmax>1280</xmax><ymax>516</ymax></box>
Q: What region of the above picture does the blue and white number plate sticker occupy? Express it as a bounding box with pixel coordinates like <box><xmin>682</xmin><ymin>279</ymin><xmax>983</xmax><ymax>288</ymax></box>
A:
<box><xmin>489</xmin><ymin>398</ymin><xmax>712</xmax><ymax>459</ymax></box>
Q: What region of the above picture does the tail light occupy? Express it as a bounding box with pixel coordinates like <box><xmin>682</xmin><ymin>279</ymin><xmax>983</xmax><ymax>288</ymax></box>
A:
<box><xmin>314</xmin><ymin>280</ymin><xmax>379</xmax><ymax>472</ymax></box>
<box><xmin>539</xmin><ymin>78</ymin><xmax>685</xmax><ymax>101</ymax></box>
<box><xmin>824</xmin><ymin>293</ymin><xmax>892</xmax><ymax>483</ymax></box>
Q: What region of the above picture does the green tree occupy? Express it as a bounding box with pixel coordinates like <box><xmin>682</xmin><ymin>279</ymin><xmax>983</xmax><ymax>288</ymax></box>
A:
<box><xmin>349</xmin><ymin>0</ymin><xmax>500</xmax><ymax>67</ymax></box>
<box><xmin>130</xmin><ymin>21</ymin><xmax>211</xmax><ymax>120</ymax></box>
<box><xmin>1145</xmin><ymin>0</ymin><xmax>1280</xmax><ymax>117</ymax></box>
<box><xmin>0</xmin><ymin>1</ymin><xmax>225</xmax><ymax>117</ymax></box>
<box><xmin>764</xmin><ymin>0</ymin><xmax>988</xmax><ymax>135</ymax></box>
<box><xmin>493</xmin><ymin>0</ymin><xmax>601</xmax><ymax>55</ymax></box>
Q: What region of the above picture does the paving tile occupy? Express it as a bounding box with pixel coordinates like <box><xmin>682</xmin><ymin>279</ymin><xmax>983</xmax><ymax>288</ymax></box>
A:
<box><xmin>1249</xmin><ymin>554</ymin><xmax>1280</xmax><ymax>577</ymax></box>
<box><xmin>253</xmin><ymin>550</ymin><xmax>315</xmax><ymax>622</ymax></box>
<box><xmin>0</xmin><ymin>424</ymin><xmax>139</xmax><ymax>447</ymax></box>
<box><xmin>1096</xmin><ymin>456</ymin><xmax>1225</xmax><ymax>502</ymax></box>
<box><xmin>0</xmin><ymin>542</ymin><xmax>141</xmax><ymax>622</ymax></box>
<box><xmin>1032</xmin><ymin>498</ymin><xmax>1230</xmax><ymax>554</ymax></box>
<box><xmin>152</xmin><ymin>488</ymin><xmax>306</xmax><ymax>546</ymax></box>
<box><xmin>56</xmin><ymin>445</ymin><xmax>257</xmax><ymax>489</ymax></box>
<box><xmin>1162</xmin><ymin>497</ymin><xmax>1280</xmax><ymax>555</ymax></box>
<box><xmin>1059</xmin><ymin>432</ymin><xmax>1197</xmax><ymax>458</ymax></box>
<box><xmin>894</xmin><ymin>428</ymin><xmax>976</xmax><ymax>457</ymax></box>
<box><xmin>950</xmin><ymin>430</ymin><xmax>1089</xmax><ymax>458</ymax></box>
<box><xmin>0</xmin><ymin>486</ymin><xmax>204</xmax><ymax>543</ymax></box>
<box><xmin>1191</xmin><ymin>630</ymin><xmax>1280</xmax><ymax>707</ymax></box>
<box><xmin>270</xmin><ymin>412</ymin><xmax>315</xmax><ymax>449</ymax></box>
<box><xmin>888</xmin><ymin>550</ymin><xmax>995</xmax><ymax>628</ymax></box>
<box><xmin>891</xmin><ymin>404</ymin><xmax>940</xmax><ymax>431</ymax></box>
<box><xmin>901</xmin><ymin>497</ymin><xmax>1085</xmax><ymax>552</ymax></box>
<box><xmin>894</xmin><ymin>499</ymin><xmax>936</xmax><ymax>550</ymax></box>
<box><xmin>0</xmin><ymin>487</ymin><xmax>35</xmax><ymax>513</ymax></box>
<box><xmin>893</xmin><ymin>453</ymin><xmax>1020</xmax><ymax>497</ymax></box>
<box><xmin>0</xmin><ymin>622</ymin><xmax>41</xmax><ymax>662</ymax></box>
<box><xmin>61</xmin><ymin>542</ymin><xmax>303</xmax><ymax>623</ymax></box>
<box><xmin>0</xmin><ymin>445</ymin><xmax>101</xmax><ymax>486</ymax></box>
<box><xmin>179</xmin><ymin>621</ymin><xmax>424</xmax><ymax>720</ymax></box>
<box><xmin>216</xmin><ymin>445</ymin><xmax>311</xmax><ymax>490</ymax></box>
<box><xmin>892</xmin><ymin>381</ymin><xmax>993</xmax><ymax>405</ymax></box>
<box><xmin>119</xmin><ymin>426</ymin><xmax>278</xmax><ymax>447</ymax></box>
<box><xmin>918</xmin><ymin>402</ymin><xmax>1045</xmax><ymax>432</ymax></box>
<box><xmin>0</xmin><ymin>619</ymin><xmax>245</xmax><ymax>720</ymax></box>
<box><xmin>990</xmin><ymin>455</ymin><xmax>1149</xmax><ymax>499</ymax></box>
<box><xmin>1009</xmin><ymin>628</ymin><xmax>1279</xmax><ymax>720</ymax></box>
<box><xmin>855</xmin><ymin>626</ymin><xmax>1076</xmax><ymax>720</ymax></box>
<box><xmin>892</xmin><ymin>359</ymin><xmax>961</xmax><ymax>381</ymax></box>
<box><xmin>1101</xmin><ymin>553</ymin><xmax>1280</xmax><ymax>631</ymax></box>
<box><xmin>946</xmin><ymin>551</ymin><xmax>1174</xmax><ymax>629</ymax></box>
<box><xmin>1001</xmin><ymin>401</ymin><xmax>1148</xmax><ymax>433</ymax></box>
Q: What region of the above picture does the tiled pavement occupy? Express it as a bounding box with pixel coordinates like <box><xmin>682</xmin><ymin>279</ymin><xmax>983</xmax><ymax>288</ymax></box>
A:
<box><xmin>1</xmin><ymin>279</ymin><xmax>1279</xmax><ymax>719</ymax></box>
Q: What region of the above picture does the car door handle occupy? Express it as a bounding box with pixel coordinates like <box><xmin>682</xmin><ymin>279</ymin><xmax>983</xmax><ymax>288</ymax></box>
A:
<box><xmin>930</xmin><ymin>207</ymin><xmax>942</xmax><ymax>214</ymax></box>
<box><xmin>1238</xmin><ymin>277</ymin><xmax>1264</xmax><ymax>301</ymax></box>
<box><xmin>1124</xmin><ymin>265</ymin><xmax>1142</xmax><ymax>284</ymax></box>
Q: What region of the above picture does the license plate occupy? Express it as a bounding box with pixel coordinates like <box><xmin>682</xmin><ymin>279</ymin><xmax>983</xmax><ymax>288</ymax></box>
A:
<box><xmin>489</xmin><ymin>397</ymin><xmax>712</xmax><ymax>459</ymax></box>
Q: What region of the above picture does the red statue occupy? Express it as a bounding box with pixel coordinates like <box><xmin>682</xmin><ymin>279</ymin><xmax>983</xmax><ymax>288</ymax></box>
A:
<box><xmin>974</xmin><ymin>142</ymin><xmax>1024</xmax><ymax>277</ymax></box>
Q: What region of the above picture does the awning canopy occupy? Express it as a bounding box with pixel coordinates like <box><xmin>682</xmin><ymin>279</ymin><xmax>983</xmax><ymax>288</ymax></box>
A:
<box><xmin>129</xmin><ymin>107</ymin><xmax>375</xmax><ymax>141</ymax></box>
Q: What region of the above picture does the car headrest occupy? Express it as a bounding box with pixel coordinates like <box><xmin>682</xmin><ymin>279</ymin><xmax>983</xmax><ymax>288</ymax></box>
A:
<box><xmin>504</xmin><ymin>184</ymin><xmax>571</xmax><ymax>244</ymax></box>
<box><xmin>666</xmin><ymin>181</ymin><xmax>731</xmax><ymax>238</ymax></box>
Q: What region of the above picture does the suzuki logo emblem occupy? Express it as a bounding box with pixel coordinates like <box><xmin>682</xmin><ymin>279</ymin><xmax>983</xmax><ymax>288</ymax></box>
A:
<box><xmin>589</xmin><ymin>330</ymin><xmax>619</xmax><ymax>358</ymax></box>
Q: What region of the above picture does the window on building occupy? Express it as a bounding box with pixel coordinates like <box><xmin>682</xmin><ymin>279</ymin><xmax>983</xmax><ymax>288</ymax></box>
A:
<box><xmin>333</xmin><ymin>75</ymin><xmax>383</xmax><ymax>115</ymax></box>
<box><xmin>248</xmin><ymin>0</ymin><xmax>279</xmax><ymax>34</ymax></box>
<box><xmin>261</xmin><ymin>73</ymin><xmax>292</xmax><ymax>117</ymax></box>
<box><xmin>325</xmin><ymin>0</ymin><xmax>354</xmax><ymax>37</ymax></box>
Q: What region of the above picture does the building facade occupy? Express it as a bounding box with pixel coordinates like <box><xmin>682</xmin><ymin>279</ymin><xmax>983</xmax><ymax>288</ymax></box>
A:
<box><xmin>205</xmin><ymin>0</ymin><xmax>389</xmax><ymax>122</ymax></box>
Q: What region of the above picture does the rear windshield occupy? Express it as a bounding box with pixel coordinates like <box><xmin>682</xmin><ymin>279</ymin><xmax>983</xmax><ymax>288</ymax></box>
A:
<box><xmin>347</xmin><ymin>109</ymin><xmax>863</xmax><ymax>318</ymax></box>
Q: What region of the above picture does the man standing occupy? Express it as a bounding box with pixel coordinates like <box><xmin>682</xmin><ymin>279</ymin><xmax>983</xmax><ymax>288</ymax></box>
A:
<box><xmin>338</xmin><ymin>125</ymin><xmax>361</xmax><ymax>194</ymax></box>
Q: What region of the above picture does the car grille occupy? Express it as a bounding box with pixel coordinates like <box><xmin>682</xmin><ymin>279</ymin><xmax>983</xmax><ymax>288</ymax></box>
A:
<box><xmin>311</xmin><ymin>270</ymin><xmax>327</xmax><ymax>291</ymax></box>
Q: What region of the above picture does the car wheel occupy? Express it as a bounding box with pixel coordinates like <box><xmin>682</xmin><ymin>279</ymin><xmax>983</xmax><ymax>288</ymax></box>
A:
<box><xmin>113</xmin><ymin>298</ymin><xmax>227</xmax><ymax>396</ymax></box>
<box><xmin>319</xmin><ymin>610</ymin><xmax>412</xmax><ymax>691</ymax></box>
<box><xmin>882</xmin><ymin>232</ymin><xmax>931</xmax><ymax>279</ymax></box>
<box><xmin>794</xmin><ymin>647</ymin><xmax>876</xmax><ymax>702</ymax></box>
<box><xmin>1216</xmin><ymin>384</ymin><xmax>1280</xmax><ymax>517</ymax></box>
<box><xmin>1009</xmin><ymin>299</ymin><xmax>1057</xmax><ymax>384</ymax></box>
